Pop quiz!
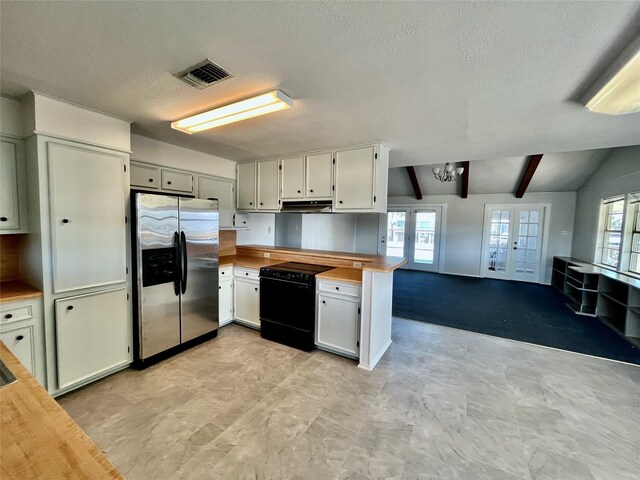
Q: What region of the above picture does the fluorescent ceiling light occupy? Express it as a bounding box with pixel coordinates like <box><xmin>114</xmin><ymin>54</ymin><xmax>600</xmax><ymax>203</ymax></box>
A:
<box><xmin>585</xmin><ymin>48</ymin><xmax>640</xmax><ymax>115</ymax></box>
<box><xmin>172</xmin><ymin>90</ymin><xmax>293</xmax><ymax>133</ymax></box>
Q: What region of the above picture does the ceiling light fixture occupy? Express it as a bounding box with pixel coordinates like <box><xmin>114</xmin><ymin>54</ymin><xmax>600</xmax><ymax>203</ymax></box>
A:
<box><xmin>171</xmin><ymin>90</ymin><xmax>293</xmax><ymax>134</ymax></box>
<box><xmin>432</xmin><ymin>163</ymin><xmax>464</xmax><ymax>182</ymax></box>
<box><xmin>584</xmin><ymin>45</ymin><xmax>640</xmax><ymax>115</ymax></box>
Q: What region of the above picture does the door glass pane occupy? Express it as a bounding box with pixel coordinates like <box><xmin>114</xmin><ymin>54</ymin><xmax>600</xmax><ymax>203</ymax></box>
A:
<box><xmin>488</xmin><ymin>210</ymin><xmax>510</xmax><ymax>272</ymax></box>
<box><xmin>386</xmin><ymin>212</ymin><xmax>406</xmax><ymax>257</ymax></box>
<box><xmin>414</xmin><ymin>211</ymin><xmax>436</xmax><ymax>264</ymax></box>
<box><xmin>516</xmin><ymin>209</ymin><xmax>541</xmax><ymax>276</ymax></box>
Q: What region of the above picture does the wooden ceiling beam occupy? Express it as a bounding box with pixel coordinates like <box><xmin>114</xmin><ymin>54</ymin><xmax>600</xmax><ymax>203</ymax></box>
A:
<box><xmin>516</xmin><ymin>154</ymin><xmax>543</xmax><ymax>198</ymax></box>
<box><xmin>406</xmin><ymin>166</ymin><xmax>423</xmax><ymax>200</ymax></box>
<box><xmin>460</xmin><ymin>161</ymin><xmax>469</xmax><ymax>198</ymax></box>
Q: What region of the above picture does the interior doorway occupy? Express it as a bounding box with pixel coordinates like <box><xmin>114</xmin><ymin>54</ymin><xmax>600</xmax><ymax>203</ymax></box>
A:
<box><xmin>382</xmin><ymin>207</ymin><xmax>443</xmax><ymax>272</ymax></box>
<box><xmin>480</xmin><ymin>204</ymin><xmax>549</xmax><ymax>283</ymax></box>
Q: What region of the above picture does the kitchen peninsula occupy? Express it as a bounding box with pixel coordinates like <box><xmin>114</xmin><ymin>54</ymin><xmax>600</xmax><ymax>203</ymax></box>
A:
<box><xmin>220</xmin><ymin>245</ymin><xmax>406</xmax><ymax>370</ymax></box>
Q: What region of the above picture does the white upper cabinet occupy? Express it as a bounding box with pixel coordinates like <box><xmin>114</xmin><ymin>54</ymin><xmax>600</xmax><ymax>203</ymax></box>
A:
<box><xmin>130</xmin><ymin>162</ymin><xmax>159</xmax><ymax>189</ymax></box>
<box><xmin>161</xmin><ymin>169</ymin><xmax>193</xmax><ymax>193</ymax></box>
<box><xmin>306</xmin><ymin>152</ymin><xmax>333</xmax><ymax>199</ymax></box>
<box><xmin>281</xmin><ymin>156</ymin><xmax>305</xmax><ymax>199</ymax></box>
<box><xmin>0</xmin><ymin>138</ymin><xmax>27</xmax><ymax>233</ymax></box>
<box><xmin>48</xmin><ymin>142</ymin><xmax>127</xmax><ymax>293</ymax></box>
<box><xmin>198</xmin><ymin>176</ymin><xmax>235</xmax><ymax>228</ymax></box>
<box><xmin>257</xmin><ymin>160</ymin><xmax>280</xmax><ymax>210</ymax></box>
<box><xmin>334</xmin><ymin>145</ymin><xmax>389</xmax><ymax>213</ymax></box>
<box><xmin>237</xmin><ymin>162</ymin><xmax>257</xmax><ymax>210</ymax></box>
<box><xmin>334</xmin><ymin>146</ymin><xmax>375</xmax><ymax>210</ymax></box>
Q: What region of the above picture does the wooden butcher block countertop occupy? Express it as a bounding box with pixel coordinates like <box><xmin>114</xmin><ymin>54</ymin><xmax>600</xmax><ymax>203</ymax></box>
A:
<box><xmin>0</xmin><ymin>280</ymin><xmax>43</xmax><ymax>304</ymax></box>
<box><xmin>316</xmin><ymin>268</ymin><xmax>363</xmax><ymax>285</ymax></box>
<box><xmin>0</xmin><ymin>342</ymin><xmax>122</xmax><ymax>479</ymax></box>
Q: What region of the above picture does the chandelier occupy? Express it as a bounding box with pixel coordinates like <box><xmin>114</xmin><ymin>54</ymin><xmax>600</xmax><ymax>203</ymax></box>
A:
<box><xmin>432</xmin><ymin>163</ymin><xmax>464</xmax><ymax>182</ymax></box>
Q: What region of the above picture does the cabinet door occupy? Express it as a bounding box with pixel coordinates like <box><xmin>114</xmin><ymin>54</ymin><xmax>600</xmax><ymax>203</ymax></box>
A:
<box><xmin>0</xmin><ymin>325</ymin><xmax>35</xmax><ymax>375</ymax></box>
<box><xmin>281</xmin><ymin>156</ymin><xmax>305</xmax><ymax>199</ymax></box>
<box><xmin>198</xmin><ymin>176</ymin><xmax>235</xmax><ymax>228</ymax></box>
<box><xmin>306</xmin><ymin>153</ymin><xmax>333</xmax><ymax>199</ymax></box>
<box><xmin>234</xmin><ymin>279</ymin><xmax>260</xmax><ymax>328</ymax></box>
<box><xmin>130</xmin><ymin>162</ymin><xmax>159</xmax><ymax>188</ymax></box>
<box><xmin>237</xmin><ymin>163</ymin><xmax>257</xmax><ymax>210</ymax></box>
<box><xmin>0</xmin><ymin>140</ymin><xmax>20</xmax><ymax>230</ymax></box>
<box><xmin>55</xmin><ymin>288</ymin><xmax>129</xmax><ymax>390</ymax></box>
<box><xmin>317</xmin><ymin>294</ymin><xmax>359</xmax><ymax>357</ymax></box>
<box><xmin>219</xmin><ymin>280</ymin><xmax>233</xmax><ymax>327</ymax></box>
<box><xmin>48</xmin><ymin>142</ymin><xmax>127</xmax><ymax>292</ymax></box>
<box><xmin>162</xmin><ymin>170</ymin><xmax>193</xmax><ymax>192</ymax></box>
<box><xmin>257</xmin><ymin>160</ymin><xmax>280</xmax><ymax>210</ymax></box>
<box><xmin>334</xmin><ymin>147</ymin><xmax>375</xmax><ymax>210</ymax></box>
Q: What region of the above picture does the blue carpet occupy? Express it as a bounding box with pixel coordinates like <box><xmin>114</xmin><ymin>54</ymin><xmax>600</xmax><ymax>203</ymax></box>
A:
<box><xmin>392</xmin><ymin>269</ymin><xmax>640</xmax><ymax>365</ymax></box>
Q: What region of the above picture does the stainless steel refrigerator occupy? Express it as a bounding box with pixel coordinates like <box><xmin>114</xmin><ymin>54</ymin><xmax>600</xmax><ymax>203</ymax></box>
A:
<box><xmin>133</xmin><ymin>192</ymin><xmax>219</xmax><ymax>365</ymax></box>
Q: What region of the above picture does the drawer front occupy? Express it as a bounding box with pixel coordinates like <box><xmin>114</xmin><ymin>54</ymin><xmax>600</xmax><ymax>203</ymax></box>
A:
<box><xmin>162</xmin><ymin>170</ymin><xmax>193</xmax><ymax>193</ymax></box>
<box><xmin>130</xmin><ymin>163</ymin><xmax>159</xmax><ymax>188</ymax></box>
<box><xmin>0</xmin><ymin>324</ymin><xmax>35</xmax><ymax>374</ymax></box>
<box><xmin>235</xmin><ymin>267</ymin><xmax>259</xmax><ymax>281</ymax></box>
<box><xmin>219</xmin><ymin>266</ymin><xmax>234</xmax><ymax>279</ymax></box>
<box><xmin>0</xmin><ymin>304</ymin><xmax>33</xmax><ymax>324</ymax></box>
<box><xmin>318</xmin><ymin>280</ymin><xmax>360</xmax><ymax>298</ymax></box>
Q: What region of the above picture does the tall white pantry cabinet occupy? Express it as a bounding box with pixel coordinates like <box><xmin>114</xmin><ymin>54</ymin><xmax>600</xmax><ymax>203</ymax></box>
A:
<box><xmin>22</xmin><ymin>92</ymin><xmax>132</xmax><ymax>396</ymax></box>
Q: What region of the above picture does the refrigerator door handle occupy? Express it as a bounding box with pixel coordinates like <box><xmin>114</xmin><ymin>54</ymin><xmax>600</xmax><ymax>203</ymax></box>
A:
<box><xmin>173</xmin><ymin>231</ymin><xmax>181</xmax><ymax>296</ymax></box>
<box><xmin>180</xmin><ymin>231</ymin><xmax>188</xmax><ymax>294</ymax></box>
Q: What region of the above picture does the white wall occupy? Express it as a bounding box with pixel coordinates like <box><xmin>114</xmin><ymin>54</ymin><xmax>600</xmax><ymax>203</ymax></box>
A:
<box><xmin>236</xmin><ymin>213</ymin><xmax>275</xmax><ymax>246</ymax></box>
<box><xmin>1</xmin><ymin>96</ymin><xmax>24</xmax><ymax>137</ymax></box>
<box><xmin>131</xmin><ymin>134</ymin><xmax>236</xmax><ymax>179</ymax></box>
<box><xmin>572</xmin><ymin>146</ymin><xmax>640</xmax><ymax>263</ymax></box>
<box><xmin>389</xmin><ymin>191</ymin><xmax>577</xmax><ymax>283</ymax></box>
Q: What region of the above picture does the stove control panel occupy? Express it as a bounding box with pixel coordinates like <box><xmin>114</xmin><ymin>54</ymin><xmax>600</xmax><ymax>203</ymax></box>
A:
<box><xmin>259</xmin><ymin>268</ymin><xmax>314</xmax><ymax>285</ymax></box>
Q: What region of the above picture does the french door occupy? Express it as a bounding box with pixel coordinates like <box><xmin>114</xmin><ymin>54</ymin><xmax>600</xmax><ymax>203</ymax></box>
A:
<box><xmin>481</xmin><ymin>205</ymin><xmax>546</xmax><ymax>282</ymax></box>
<box><xmin>383</xmin><ymin>207</ymin><xmax>443</xmax><ymax>272</ymax></box>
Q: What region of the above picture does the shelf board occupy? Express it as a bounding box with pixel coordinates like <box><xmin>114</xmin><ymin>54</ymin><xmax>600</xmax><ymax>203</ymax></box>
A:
<box><xmin>599</xmin><ymin>292</ymin><xmax>628</xmax><ymax>307</ymax></box>
<box><xmin>628</xmin><ymin>305</ymin><xmax>640</xmax><ymax>316</ymax></box>
<box><xmin>566</xmin><ymin>303</ymin><xmax>596</xmax><ymax>317</ymax></box>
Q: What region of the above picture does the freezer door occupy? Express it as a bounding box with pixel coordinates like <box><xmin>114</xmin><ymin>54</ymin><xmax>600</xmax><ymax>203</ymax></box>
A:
<box><xmin>136</xmin><ymin>193</ymin><xmax>181</xmax><ymax>359</ymax></box>
<box><xmin>179</xmin><ymin>198</ymin><xmax>219</xmax><ymax>342</ymax></box>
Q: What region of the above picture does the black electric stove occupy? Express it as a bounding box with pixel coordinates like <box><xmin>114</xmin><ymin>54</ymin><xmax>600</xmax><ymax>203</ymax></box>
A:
<box><xmin>259</xmin><ymin>262</ymin><xmax>334</xmax><ymax>350</ymax></box>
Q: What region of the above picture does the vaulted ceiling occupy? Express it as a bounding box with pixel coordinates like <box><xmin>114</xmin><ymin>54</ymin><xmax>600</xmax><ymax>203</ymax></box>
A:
<box><xmin>1</xmin><ymin>2</ymin><xmax>639</xmax><ymax>167</ymax></box>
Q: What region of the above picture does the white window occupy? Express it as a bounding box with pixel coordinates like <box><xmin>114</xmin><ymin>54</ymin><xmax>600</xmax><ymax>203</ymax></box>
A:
<box><xmin>629</xmin><ymin>198</ymin><xmax>640</xmax><ymax>274</ymax></box>
<box><xmin>597</xmin><ymin>192</ymin><xmax>640</xmax><ymax>276</ymax></box>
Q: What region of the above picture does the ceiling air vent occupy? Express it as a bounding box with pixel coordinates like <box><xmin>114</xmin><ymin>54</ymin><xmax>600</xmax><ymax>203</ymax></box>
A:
<box><xmin>174</xmin><ymin>59</ymin><xmax>233</xmax><ymax>90</ymax></box>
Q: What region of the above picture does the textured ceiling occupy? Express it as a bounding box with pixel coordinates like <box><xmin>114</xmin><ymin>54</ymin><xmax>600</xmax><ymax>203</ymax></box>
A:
<box><xmin>387</xmin><ymin>149</ymin><xmax>610</xmax><ymax>196</ymax></box>
<box><xmin>1</xmin><ymin>1</ymin><xmax>639</xmax><ymax>167</ymax></box>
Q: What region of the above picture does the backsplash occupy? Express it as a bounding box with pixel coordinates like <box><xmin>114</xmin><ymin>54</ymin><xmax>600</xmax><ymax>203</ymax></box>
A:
<box><xmin>0</xmin><ymin>234</ymin><xmax>24</xmax><ymax>282</ymax></box>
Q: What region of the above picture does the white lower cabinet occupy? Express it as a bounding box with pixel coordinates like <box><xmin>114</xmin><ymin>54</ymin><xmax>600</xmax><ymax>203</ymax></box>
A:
<box><xmin>219</xmin><ymin>266</ymin><xmax>234</xmax><ymax>327</ymax></box>
<box><xmin>0</xmin><ymin>298</ymin><xmax>45</xmax><ymax>386</ymax></box>
<box><xmin>234</xmin><ymin>268</ymin><xmax>260</xmax><ymax>329</ymax></box>
<box><xmin>54</xmin><ymin>287</ymin><xmax>129</xmax><ymax>390</ymax></box>
<box><xmin>316</xmin><ymin>281</ymin><xmax>360</xmax><ymax>358</ymax></box>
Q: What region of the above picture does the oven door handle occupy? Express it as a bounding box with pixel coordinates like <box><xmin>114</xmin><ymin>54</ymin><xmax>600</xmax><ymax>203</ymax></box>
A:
<box><xmin>259</xmin><ymin>277</ymin><xmax>312</xmax><ymax>288</ymax></box>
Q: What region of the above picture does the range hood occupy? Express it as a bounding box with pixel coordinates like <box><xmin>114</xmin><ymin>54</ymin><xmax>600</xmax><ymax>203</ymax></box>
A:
<box><xmin>280</xmin><ymin>200</ymin><xmax>333</xmax><ymax>213</ymax></box>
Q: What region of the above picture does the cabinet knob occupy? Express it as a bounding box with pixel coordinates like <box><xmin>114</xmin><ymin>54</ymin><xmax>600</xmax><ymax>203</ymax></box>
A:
<box><xmin>309</xmin><ymin>189</ymin><xmax>313</xmax><ymax>193</ymax></box>
<box><xmin>219</xmin><ymin>286</ymin><xmax>221</xmax><ymax>290</ymax></box>
<box><xmin>249</xmin><ymin>202</ymin><xmax>253</xmax><ymax>205</ymax></box>
<box><xmin>67</xmin><ymin>305</ymin><xmax>74</xmax><ymax>311</ymax></box>
<box><xmin>297</xmin><ymin>190</ymin><xmax>301</xmax><ymax>193</ymax></box>
<box><xmin>167</xmin><ymin>181</ymin><xmax>172</xmax><ymax>185</ymax></box>
<box><xmin>221</xmin><ymin>271</ymin><xmax>225</xmax><ymax>275</ymax></box>
<box><xmin>16</xmin><ymin>335</ymin><xmax>24</xmax><ymax>341</ymax></box>
<box><xmin>254</xmin><ymin>287</ymin><xmax>258</xmax><ymax>292</ymax></box>
<box><xmin>322</xmin><ymin>300</ymin><xmax>326</xmax><ymax>304</ymax></box>
<box><xmin>245</xmin><ymin>272</ymin><xmax>249</xmax><ymax>276</ymax></box>
<box><xmin>4</xmin><ymin>314</ymin><xmax>12</xmax><ymax>319</ymax></box>
<box><xmin>0</xmin><ymin>217</ymin><xmax>7</xmax><ymax>222</ymax></box>
<box><xmin>335</xmin><ymin>287</ymin><xmax>340</xmax><ymax>291</ymax></box>
<box><xmin>260</xmin><ymin>202</ymin><xmax>263</xmax><ymax>206</ymax></box>
<box><xmin>339</xmin><ymin>201</ymin><xmax>343</xmax><ymax>204</ymax></box>
<box><xmin>62</xmin><ymin>218</ymin><xmax>70</xmax><ymax>224</ymax></box>
<box><xmin>149</xmin><ymin>178</ymin><xmax>154</xmax><ymax>183</ymax></box>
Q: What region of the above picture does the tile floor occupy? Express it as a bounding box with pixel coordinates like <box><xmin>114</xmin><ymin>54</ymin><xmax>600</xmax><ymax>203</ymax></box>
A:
<box><xmin>58</xmin><ymin>318</ymin><xmax>640</xmax><ymax>480</ymax></box>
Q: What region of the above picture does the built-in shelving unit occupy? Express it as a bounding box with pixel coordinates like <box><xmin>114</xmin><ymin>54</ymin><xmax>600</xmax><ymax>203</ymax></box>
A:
<box><xmin>552</xmin><ymin>256</ymin><xmax>640</xmax><ymax>347</ymax></box>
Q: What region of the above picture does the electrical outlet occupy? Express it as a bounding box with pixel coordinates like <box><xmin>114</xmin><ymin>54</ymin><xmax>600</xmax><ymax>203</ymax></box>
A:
<box><xmin>264</xmin><ymin>252</ymin><xmax>271</xmax><ymax>258</ymax></box>
<box><xmin>353</xmin><ymin>261</ymin><xmax>362</xmax><ymax>268</ymax></box>
<box><xmin>559</xmin><ymin>231</ymin><xmax>567</xmax><ymax>236</ymax></box>
<box><xmin>267</xmin><ymin>226</ymin><xmax>272</xmax><ymax>234</ymax></box>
